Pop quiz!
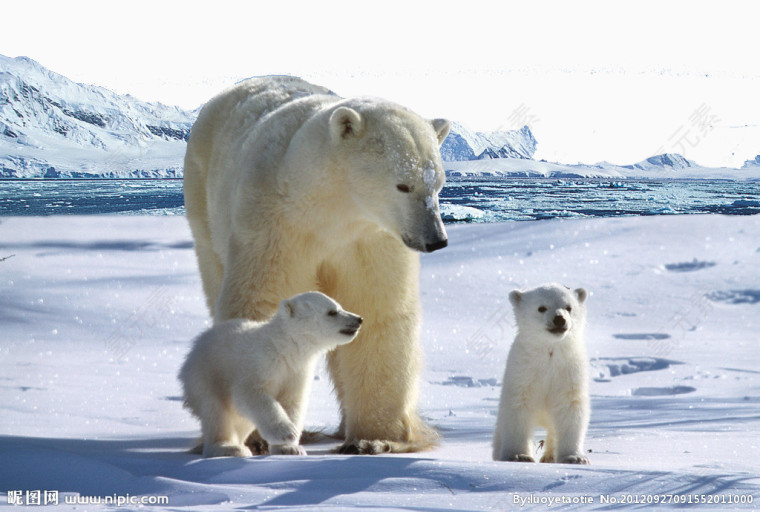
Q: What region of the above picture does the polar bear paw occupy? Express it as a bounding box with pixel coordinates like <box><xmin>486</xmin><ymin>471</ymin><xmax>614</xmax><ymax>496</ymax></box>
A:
<box><xmin>263</xmin><ymin>421</ymin><xmax>301</xmax><ymax>446</ymax></box>
<box><xmin>270</xmin><ymin>443</ymin><xmax>307</xmax><ymax>456</ymax></box>
<box><xmin>337</xmin><ymin>439</ymin><xmax>393</xmax><ymax>455</ymax></box>
<box><xmin>507</xmin><ymin>453</ymin><xmax>536</xmax><ymax>463</ymax></box>
<box><xmin>561</xmin><ymin>454</ymin><xmax>590</xmax><ymax>465</ymax></box>
<box><xmin>203</xmin><ymin>442</ymin><xmax>252</xmax><ymax>458</ymax></box>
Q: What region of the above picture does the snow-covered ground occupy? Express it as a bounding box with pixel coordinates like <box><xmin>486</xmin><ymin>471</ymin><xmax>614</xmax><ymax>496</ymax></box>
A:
<box><xmin>1</xmin><ymin>214</ymin><xmax>759</xmax><ymax>510</ymax></box>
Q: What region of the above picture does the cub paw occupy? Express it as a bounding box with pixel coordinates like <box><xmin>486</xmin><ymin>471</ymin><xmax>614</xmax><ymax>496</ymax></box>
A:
<box><xmin>203</xmin><ymin>443</ymin><xmax>252</xmax><ymax>458</ymax></box>
<box><xmin>265</xmin><ymin>422</ymin><xmax>300</xmax><ymax>446</ymax></box>
<box><xmin>561</xmin><ymin>454</ymin><xmax>590</xmax><ymax>465</ymax></box>
<box><xmin>539</xmin><ymin>453</ymin><xmax>555</xmax><ymax>463</ymax></box>
<box><xmin>270</xmin><ymin>443</ymin><xmax>307</xmax><ymax>456</ymax></box>
<box><xmin>507</xmin><ymin>453</ymin><xmax>536</xmax><ymax>463</ymax></box>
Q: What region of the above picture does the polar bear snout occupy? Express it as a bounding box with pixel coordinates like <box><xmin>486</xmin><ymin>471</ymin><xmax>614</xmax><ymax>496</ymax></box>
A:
<box><xmin>548</xmin><ymin>312</ymin><xmax>570</xmax><ymax>334</ymax></box>
<box><xmin>423</xmin><ymin>211</ymin><xmax>449</xmax><ymax>253</ymax></box>
<box><xmin>404</xmin><ymin>210</ymin><xmax>448</xmax><ymax>253</ymax></box>
<box><xmin>340</xmin><ymin>315</ymin><xmax>363</xmax><ymax>337</ymax></box>
<box><xmin>425</xmin><ymin>237</ymin><xmax>448</xmax><ymax>253</ymax></box>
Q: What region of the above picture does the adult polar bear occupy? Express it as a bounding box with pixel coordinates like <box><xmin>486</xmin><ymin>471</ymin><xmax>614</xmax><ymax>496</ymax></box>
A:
<box><xmin>183</xmin><ymin>76</ymin><xmax>451</xmax><ymax>454</ymax></box>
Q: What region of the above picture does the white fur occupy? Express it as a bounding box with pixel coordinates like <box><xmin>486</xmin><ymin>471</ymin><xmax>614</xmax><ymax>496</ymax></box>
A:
<box><xmin>183</xmin><ymin>76</ymin><xmax>451</xmax><ymax>453</ymax></box>
<box><xmin>179</xmin><ymin>292</ymin><xmax>361</xmax><ymax>457</ymax></box>
<box><xmin>492</xmin><ymin>284</ymin><xmax>590</xmax><ymax>464</ymax></box>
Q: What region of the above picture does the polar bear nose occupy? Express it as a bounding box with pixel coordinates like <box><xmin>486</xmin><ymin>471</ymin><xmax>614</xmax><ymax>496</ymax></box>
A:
<box><xmin>425</xmin><ymin>238</ymin><xmax>448</xmax><ymax>253</ymax></box>
<box><xmin>553</xmin><ymin>315</ymin><xmax>566</xmax><ymax>328</ymax></box>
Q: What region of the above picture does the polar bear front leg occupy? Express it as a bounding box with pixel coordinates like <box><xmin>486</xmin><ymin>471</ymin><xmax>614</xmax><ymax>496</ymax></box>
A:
<box><xmin>328</xmin><ymin>306</ymin><xmax>435</xmax><ymax>454</ymax></box>
<box><xmin>323</xmin><ymin>236</ymin><xmax>434</xmax><ymax>454</ymax></box>
<box><xmin>232</xmin><ymin>384</ymin><xmax>303</xmax><ymax>455</ymax></box>
<box><xmin>215</xmin><ymin>233</ymin><xmax>304</xmax><ymax>322</ymax></box>
<box><xmin>552</xmin><ymin>399</ymin><xmax>590</xmax><ymax>465</ymax></box>
<box><xmin>492</xmin><ymin>401</ymin><xmax>536</xmax><ymax>462</ymax></box>
<box><xmin>270</xmin><ymin>373</ymin><xmax>312</xmax><ymax>456</ymax></box>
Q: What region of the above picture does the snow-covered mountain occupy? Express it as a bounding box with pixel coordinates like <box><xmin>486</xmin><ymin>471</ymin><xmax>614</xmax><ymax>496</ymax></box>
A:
<box><xmin>2</xmin><ymin>55</ymin><xmax>756</xmax><ymax>180</ymax></box>
<box><xmin>742</xmin><ymin>155</ymin><xmax>760</xmax><ymax>168</ymax></box>
<box><xmin>0</xmin><ymin>55</ymin><xmax>195</xmax><ymax>178</ymax></box>
<box><xmin>0</xmin><ymin>56</ymin><xmax>542</xmax><ymax>179</ymax></box>
<box><xmin>439</xmin><ymin>121</ymin><xmax>537</xmax><ymax>161</ymax></box>
<box><xmin>445</xmin><ymin>152</ymin><xmax>760</xmax><ymax>180</ymax></box>
<box><xmin>621</xmin><ymin>153</ymin><xmax>697</xmax><ymax>171</ymax></box>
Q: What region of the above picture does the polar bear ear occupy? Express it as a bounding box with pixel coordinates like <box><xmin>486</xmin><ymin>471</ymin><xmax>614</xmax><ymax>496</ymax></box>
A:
<box><xmin>280</xmin><ymin>299</ymin><xmax>296</xmax><ymax>318</ymax></box>
<box><xmin>330</xmin><ymin>106</ymin><xmax>364</xmax><ymax>141</ymax></box>
<box><xmin>575</xmin><ymin>288</ymin><xmax>588</xmax><ymax>304</ymax></box>
<box><xmin>431</xmin><ymin>118</ymin><xmax>451</xmax><ymax>146</ymax></box>
<box><xmin>509</xmin><ymin>290</ymin><xmax>522</xmax><ymax>307</ymax></box>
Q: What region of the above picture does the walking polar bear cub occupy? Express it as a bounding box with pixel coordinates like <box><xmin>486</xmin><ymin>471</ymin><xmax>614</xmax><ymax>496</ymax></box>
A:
<box><xmin>180</xmin><ymin>292</ymin><xmax>362</xmax><ymax>458</ymax></box>
<box><xmin>183</xmin><ymin>76</ymin><xmax>451</xmax><ymax>454</ymax></box>
<box><xmin>493</xmin><ymin>284</ymin><xmax>590</xmax><ymax>464</ymax></box>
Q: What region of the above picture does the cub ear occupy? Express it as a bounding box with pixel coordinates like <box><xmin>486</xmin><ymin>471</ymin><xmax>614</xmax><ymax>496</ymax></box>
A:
<box><xmin>279</xmin><ymin>299</ymin><xmax>296</xmax><ymax>318</ymax></box>
<box><xmin>431</xmin><ymin>118</ymin><xmax>451</xmax><ymax>146</ymax></box>
<box><xmin>330</xmin><ymin>106</ymin><xmax>364</xmax><ymax>141</ymax></box>
<box><xmin>509</xmin><ymin>290</ymin><xmax>522</xmax><ymax>307</ymax></box>
<box><xmin>575</xmin><ymin>288</ymin><xmax>588</xmax><ymax>304</ymax></box>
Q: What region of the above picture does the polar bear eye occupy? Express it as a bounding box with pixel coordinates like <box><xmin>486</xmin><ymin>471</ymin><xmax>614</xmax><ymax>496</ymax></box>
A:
<box><xmin>396</xmin><ymin>184</ymin><xmax>412</xmax><ymax>193</ymax></box>
<box><xmin>538</xmin><ymin>306</ymin><xmax>547</xmax><ymax>313</ymax></box>
<box><xmin>566</xmin><ymin>306</ymin><xmax>572</xmax><ymax>312</ymax></box>
<box><xmin>328</xmin><ymin>310</ymin><xmax>338</xmax><ymax>317</ymax></box>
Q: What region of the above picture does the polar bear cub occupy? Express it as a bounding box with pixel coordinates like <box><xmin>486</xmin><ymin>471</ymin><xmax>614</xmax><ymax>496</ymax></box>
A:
<box><xmin>492</xmin><ymin>284</ymin><xmax>590</xmax><ymax>464</ymax></box>
<box><xmin>179</xmin><ymin>292</ymin><xmax>362</xmax><ymax>458</ymax></box>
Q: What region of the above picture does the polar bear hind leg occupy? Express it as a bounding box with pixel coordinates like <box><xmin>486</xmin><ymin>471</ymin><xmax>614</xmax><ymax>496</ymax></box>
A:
<box><xmin>197</xmin><ymin>397</ymin><xmax>252</xmax><ymax>458</ymax></box>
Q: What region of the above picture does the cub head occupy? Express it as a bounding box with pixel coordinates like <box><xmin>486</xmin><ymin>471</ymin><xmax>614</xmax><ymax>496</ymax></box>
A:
<box><xmin>509</xmin><ymin>284</ymin><xmax>588</xmax><ymax>339</ymax></box>
<box><xmin>277</xmin><ymin>291</ymin><xmax>362</xmax><ymax>347</ymax></box>
<box><xmin>328</xmin><ymin>100</ymin><xmax>450</xmax><ymax>253</ymax></box>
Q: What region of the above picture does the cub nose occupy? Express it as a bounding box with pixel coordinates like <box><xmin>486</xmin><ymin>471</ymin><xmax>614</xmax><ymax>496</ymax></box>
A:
<box><xmin>553</xmin><ymin>315</ymin><xmax>566</xmax><ymax>328</ymax></box>
<box><xmin>356</xmin><ymin>316</ymin><xmax>363</xmax><ymax>325</ymax></box>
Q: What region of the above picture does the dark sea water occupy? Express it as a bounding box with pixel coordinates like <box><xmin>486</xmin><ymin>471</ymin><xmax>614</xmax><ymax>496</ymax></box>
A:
<box><xmin>0</xmin><ymin>178</ymin><xmax>758</xmax><ymax>223</ymax></box>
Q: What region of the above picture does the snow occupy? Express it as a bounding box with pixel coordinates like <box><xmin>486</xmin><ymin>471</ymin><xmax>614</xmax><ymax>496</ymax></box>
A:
<box><xmin>1</xmin><ymin>214</ymin><xmax>759</xmax><ymax>510</ymax></box>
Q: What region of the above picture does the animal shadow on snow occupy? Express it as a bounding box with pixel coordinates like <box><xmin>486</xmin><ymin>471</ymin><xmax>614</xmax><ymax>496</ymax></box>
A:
<box><xmin>0</xmin><ymin>434</ymin><xmax>431</xmax><ymax>509</ymax></box>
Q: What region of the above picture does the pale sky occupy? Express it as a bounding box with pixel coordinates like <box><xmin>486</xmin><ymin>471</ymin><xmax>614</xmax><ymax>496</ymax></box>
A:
<box><xmin>3</xmin><ymin>0</ymin><xmax>759</xmax><ymax>167</ymax></box>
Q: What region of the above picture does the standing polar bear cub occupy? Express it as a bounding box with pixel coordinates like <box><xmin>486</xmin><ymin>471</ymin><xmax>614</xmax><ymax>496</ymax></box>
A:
<box><xmin>179</xmin><ymin>292</ymin><xmax>362</xmax><ymax>458</ymax></box>
<box><xmin>184</xmin><ymin>76</ymin><xmax>450</xmax><ymax>454</ymax></box>
<box><xmin>493</xmin><ymin>284</ymin><xmax>590</xmax><ymax>464</ymax></box>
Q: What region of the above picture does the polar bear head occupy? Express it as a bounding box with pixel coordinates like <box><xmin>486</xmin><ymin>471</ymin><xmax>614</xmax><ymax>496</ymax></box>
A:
<box><xmin>277</xmin><ymin>291</ymin><xmax>362</xmax><ymax>348</ymax></box>
<box><xmin>509</xmin><ymin>284</ymin><xmax>588</xmax><ymax>339</ymax></box>
<box><xmin>328</xmin><ymin>100</ymin><xmax>450</xmax><ymax>253</ymax></box>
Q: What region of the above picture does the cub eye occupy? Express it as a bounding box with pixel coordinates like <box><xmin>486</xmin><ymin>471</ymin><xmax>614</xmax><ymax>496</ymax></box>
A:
<box><xmin>565</xmin><ymin>306</ymin><xmax>572</xmax><ymax>312</ymax></box>
<box><xmin>328</xmin><ymin>310</ymin><xmax>338</xmax><ymax>317</ymax></box>
<box><xmin>538</xmin><ymin>306</ymin><xmax>547</xmax><ymax>313</ymax></box>
<box><xmin>396</xmin><ymin>184</ymin><xmax>412</xmax><ymax>193</ymax></box>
